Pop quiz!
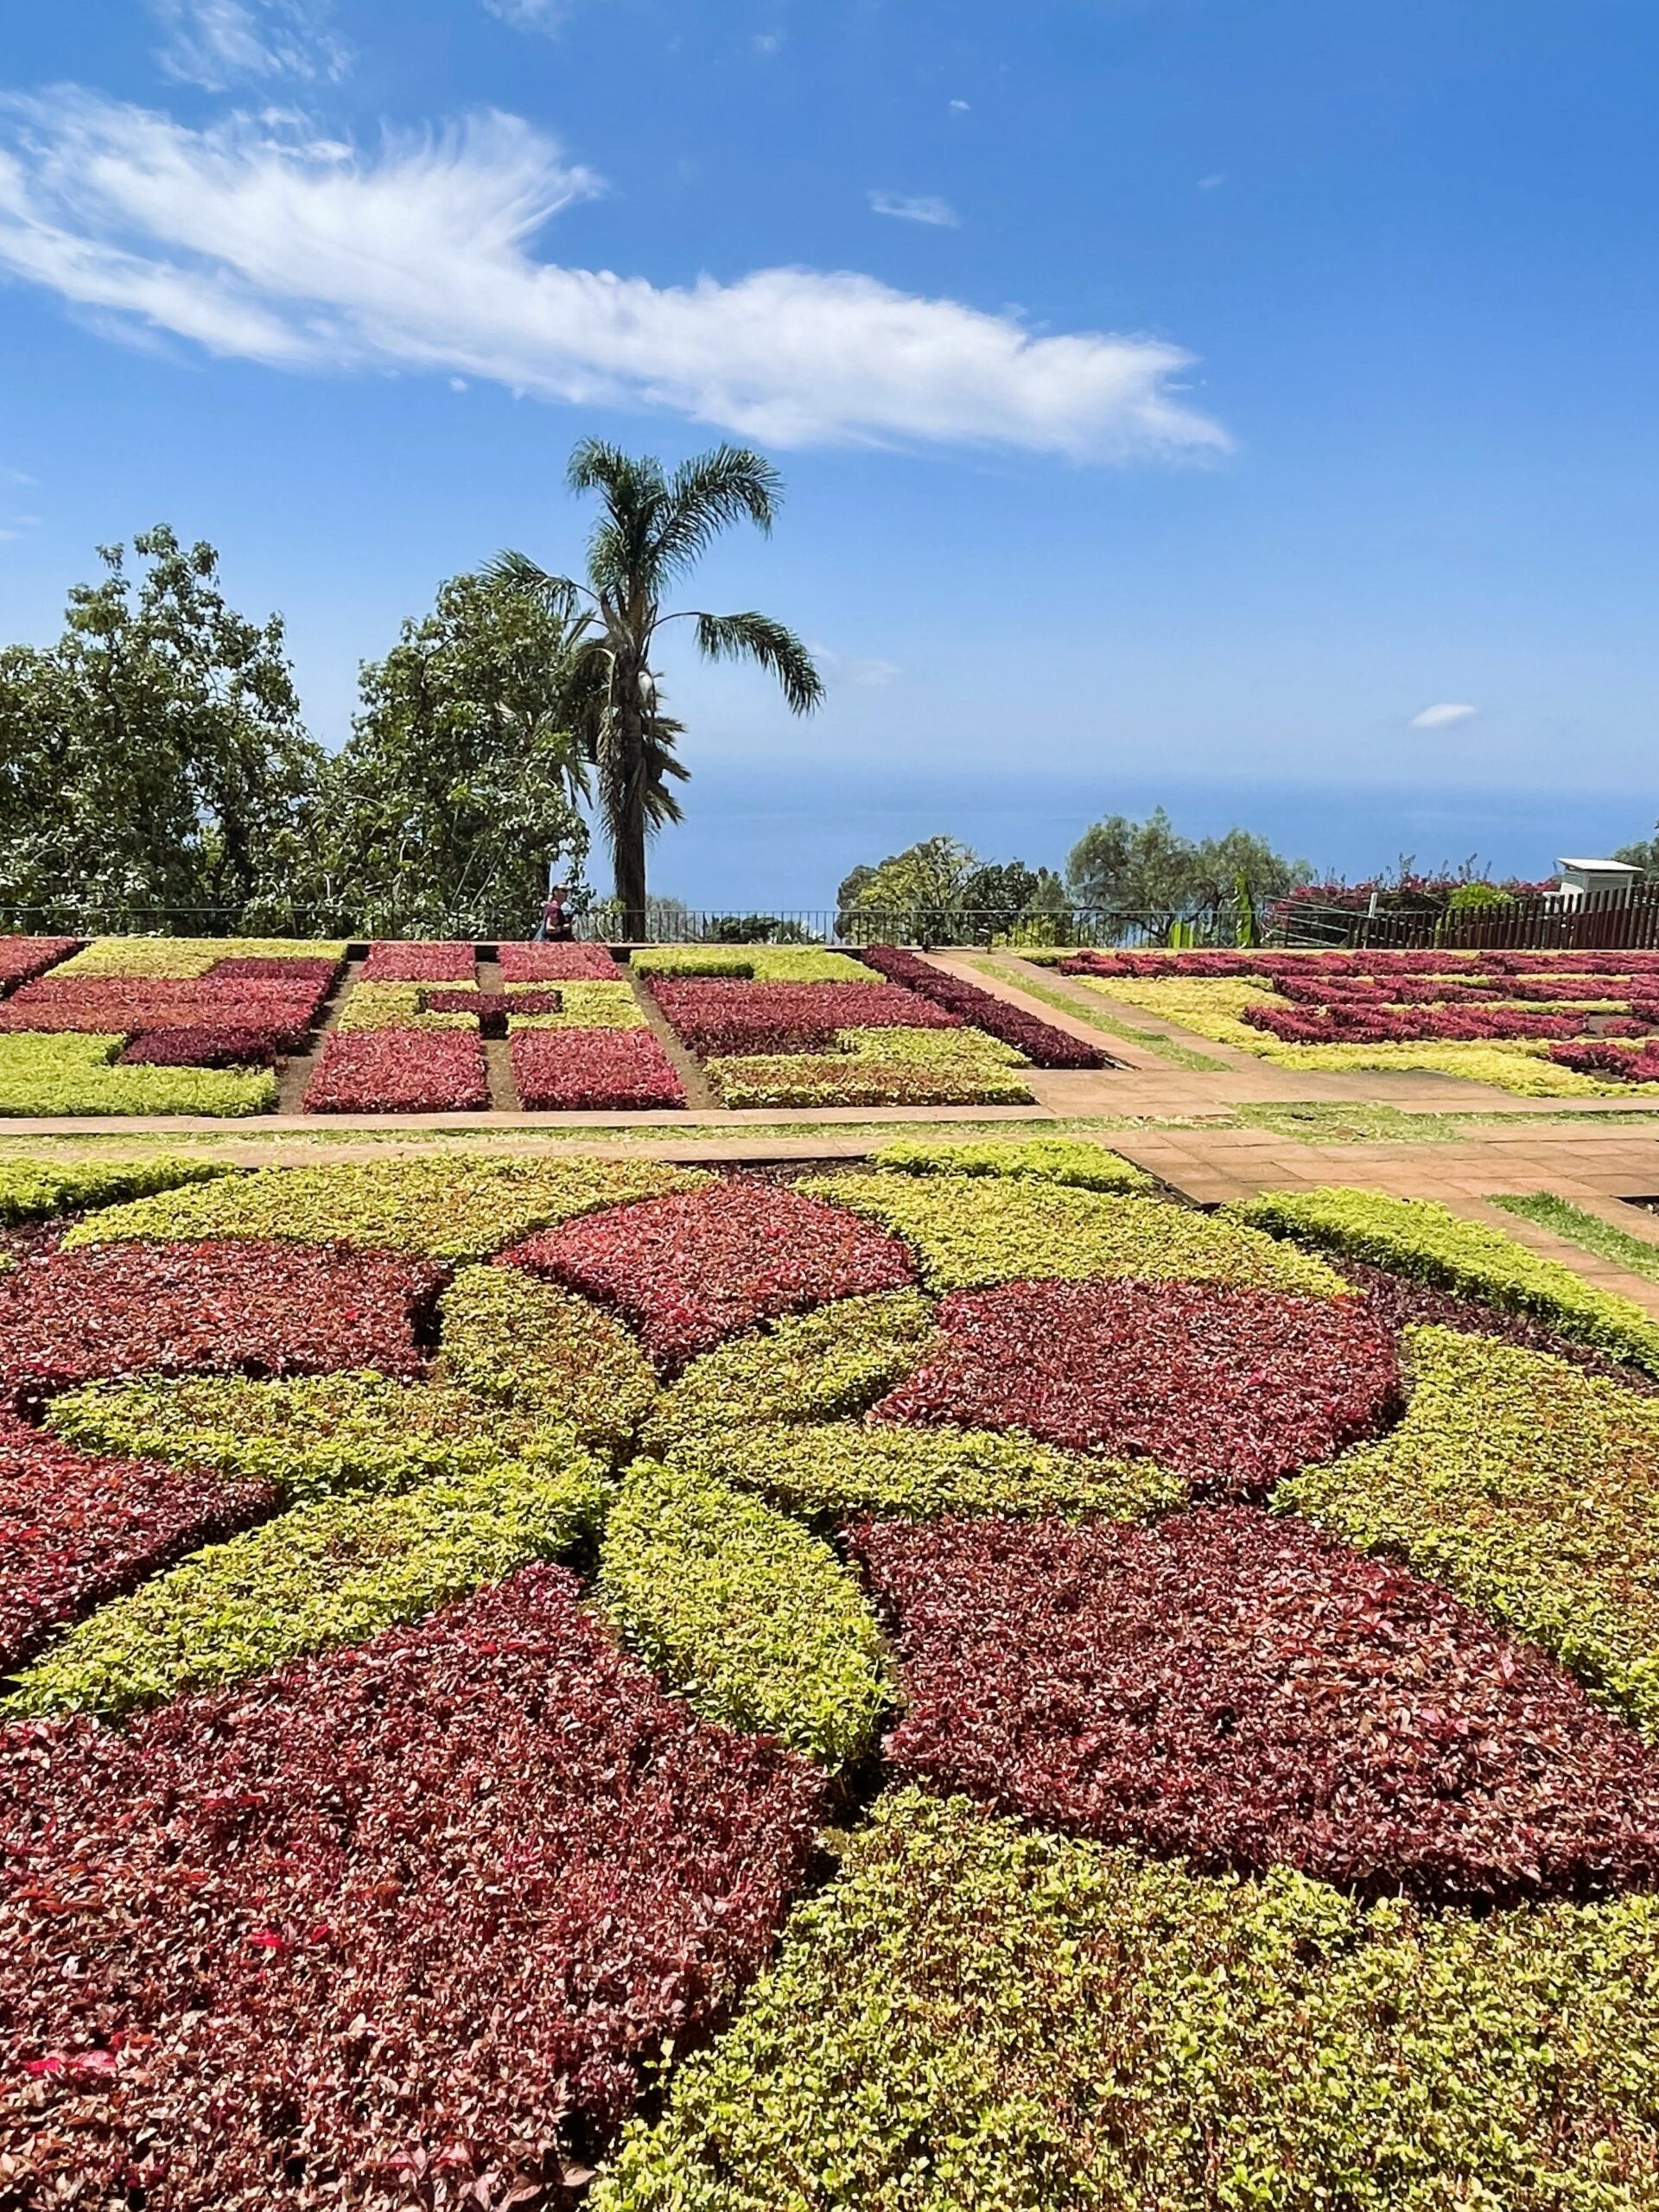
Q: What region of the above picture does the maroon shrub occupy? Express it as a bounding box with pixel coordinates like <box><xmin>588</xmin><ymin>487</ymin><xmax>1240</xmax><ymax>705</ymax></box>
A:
<box><xmin>0</xmin><ymin>1238</ymin><xmax>442</xmax><ymax>1408</ymax></box>
<box><xmin>1332</xmin><ymin>1254</ymin><xmax>1659</xmax><ymax>1391</ymax></box>
<box><xmin>511</xmin><ymin>1027</ymin><xmax>686</xmax><ymax>1111</ymax></box>
<box><xmin>498</xmin><ymin>943</ymin><xmax>622</xmax><ymax>982</ymax></box>
<box><xmin>118</xmin><ymin>1024</ymin><xmax>284</xmax><ymax>1067</ymax></box>
<box><xmin>303</xmin><ymin>1027</ymin><xmax>489</xmax><ymax>1113</ymax></box>
<box><xmin>0</xmin><ymin>938</ymin><xmax>78</xmax><ymax>991</ymax></box>
<box><xmin>208</xmin><ymin>957</ymin><xmax>343</xmax><ymax>982</ymax></box>
<box><xmin>506</xmin><ymin>1178</ymin><xmax>915</xmax><ymax>1365</ymax></box>
<box><xmin>858</xmin><ymin>947</ymin><xmax>1106</xmax><ymax>1067</ymax></box>
<box><xmin>646</xmin><ymin>978</ymin><xmax>959</xmax><ymax>1058</ymax></box>
<box><xmin>359</xmin><ymin>941</ymin><xmax>477</xmax><ymax>982</ymax></box>
<box><xmin>854</xmin><ymin>1508</ymin><xmax>1659</xmax><ymax>1906</ymax></box>
<box><xmin>0</xmin><ymin>1414</ymin><xmax>273</xmax><ymax>1675</ymax></box>
<box><xmin>0</xmin><ymin>1566</ymin><xmax>823</xmax><ymax>2208</ymax></box>
<box><xmin>874</xmin><ymin>1276</ymin><xmax>1400</xmax><ymax>1499</ymax></box>
<box><xmin>1551</xmin><ymin>1039</ymin><xmax>1659</xmax><ymax>1082</ymax></box>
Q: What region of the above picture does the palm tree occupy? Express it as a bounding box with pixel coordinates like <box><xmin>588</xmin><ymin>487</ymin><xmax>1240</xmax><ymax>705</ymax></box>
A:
<box><xmin>487</xmin><ymin>440</ymin><xmax>823</xmax><ymax>938</ymax></box>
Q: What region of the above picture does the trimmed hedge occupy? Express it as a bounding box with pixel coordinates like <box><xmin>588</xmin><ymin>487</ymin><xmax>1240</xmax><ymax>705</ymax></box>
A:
<box><xmin>61</xmin><ymin>1155</ymin><xmax>709</xmax><ymax>1259</ymax></box>
<box><xmin>802</xmin><ymin>1173</ymin><xmax>1350</xmax><ymax>1297</ymax></box>
<box><xmin>510</xmin><ymin>1026</ymin><xmax>686</xmax><ymax>1110</ymax></box>
<box><xmin>0</xmin><ymin>1153</ymin><xmax>227</xmax><ymax>1224</ymax></box>
<box><xmin>632</xmin><ymin>945</ymin><xmax>877</xmax><ymax>982</ymax></box>
<box><xmin>1231</xmin><ymin>1185</ymin><xmax>1659</xmax><ymax>1372</ymax></box>
<box><xmin>302</xmin><ymin>1026</ymin><xmax>490</xmax><ymax>1113</ymax></box>
<box><xmin>706</xmin><ymin>1027</ymin><xmax>1033</xmax><ymax>1109</ymax></box>
<box><xmin>435</xmin><ymin>1262</ymin><xmax>658</xmax><ymax>1452</ymax></box>
<box><xmin>592</xmin><ymin>1788</ymin><xmax>1659</xmax><ymax>2212</ymax></box>
<box><xmin>1279</xmin><ymin>1324</ymin><xmax>1659</xmax><ymax>1739</ymax></box>
<box><xmin>0</xmin><ymin>1033</ymin><xmax>276</xmax><ymax>1116</ymax></box>
<box><xmin>7</xmin><ymin>1450</ymin><xmax>605</xmax><ymax>1719</ymax></box>
<box><xmin>870</xmin><ymin>1136</ymin><xmax>1152</xmax><ymax>1192</ymax></box>
<box><xmin>54</xmin><ymin>937</ymin><xmax>345</xmax><ymax>979</ymax></box>
<box><xmin>45</xmin><ymin>1370</ymin><xmax>556</xmax><ymax>1504</ymax></box>
<box><xmin>646</xmin><ymin>979</ymin><xmax>959</xmax><ymax>1057</ymax></box>
<box><xmin>597</xmin><ymin>1459</ymin><xmax>891</xmax><ymax>1767</ymax></box>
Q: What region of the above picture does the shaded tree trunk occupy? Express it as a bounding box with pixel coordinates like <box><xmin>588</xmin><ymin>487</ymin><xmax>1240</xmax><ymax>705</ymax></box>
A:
<box><xmin>614</xmin><ymin>692</ymin><xmax>648</xmax><ymax>939</ymax></box>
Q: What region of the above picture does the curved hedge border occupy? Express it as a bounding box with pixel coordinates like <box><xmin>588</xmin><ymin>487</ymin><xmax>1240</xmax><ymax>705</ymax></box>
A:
<box><xmin>0</xmin><ymin>1154</ymin><xmax>228</xmax><ymax>1224</ymax></box>
<box><xmin>869</xmin><ymin>1136</ymin><xmax>1152</xmax><ymax>1192</ymax></box>
<box><xmin>592</xmin><ymin>1788</ymin><xmax>1659</xmax><ymax>2212</ymax></box>
<box><xmin>60</xmin><ymin>1156</ymin><xmax>708</xmax><ymax>1260</ymax></box>
<box><xmin>1230</xmin><ymin>1185</ymin><xmax>1659</xmax><ymax>1372</ymax></box>
<box><xmin>802</xmin><ymin>1172</ymin><xmax>1349</xmax><ymax>1298</ymax></box>
<box><xmin>6</xmin><ymin>1451</ymin><xmax>604</xmax><ymax>1719</ymax></box>
<box><xmin>597</xmin><ymin>1459</ymin><xmax>890</xmax><ymax>1768</ymax></box>
<box><xmin>1279</xmin><ymin>1324</ymin><xmax>1659</xmax><ymax>1740</ymax></box>
<box><xmin>435</xmin><ymin>1262</ymin><xmax>658</xmax><ymax>1452</ymax></box>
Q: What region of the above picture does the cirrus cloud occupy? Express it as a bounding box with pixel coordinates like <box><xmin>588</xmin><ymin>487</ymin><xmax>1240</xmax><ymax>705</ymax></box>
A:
<box><xmin>1409</xmin><ymin>702</ymin><xmax>1478</xmax><ymax>729</ymax></box>
<box><xmin>0</xmin><ymin>91</ymin><xmax>1230</xmax><ymax>460</ymax></box>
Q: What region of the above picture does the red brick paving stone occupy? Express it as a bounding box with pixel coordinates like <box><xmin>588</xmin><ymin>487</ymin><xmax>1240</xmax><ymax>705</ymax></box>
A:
<box><xmin>873</xmin><ymin>1277</ymin><xmax>1402</xmax><ymax>1500</ymax></box>
<box><xmin>0</xmin><ymin>1565</ymin><xmax>823</xmax><ymax>2210</ymax></box>
<box><xmin>0</xmin><ymin>1239</ymin><xmax>443</xmax><ymax>1411</ymax></box>
<box><xmin>505</xmin><ymin>1178</ymin><xmax>916</xmax><ymax>1365</ymax></box>
<box><xmin>854</xmin><ymin>1508</ymin><xmax>1659</xmax><ymax>1907</ymax></box>
<box><xmin>0</xmin><ymin>1413</ymin><xmax>274</xmax><ymax>1674</ymax></box>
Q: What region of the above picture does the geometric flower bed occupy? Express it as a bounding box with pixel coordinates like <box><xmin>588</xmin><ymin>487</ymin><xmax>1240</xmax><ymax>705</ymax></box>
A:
<box><xmin>5</xmin><ymin>1148</ymin><xmax>1659</xmax><ymax>2203</ymax></box>
<box><xmin>510</xmin><ymin>1026</ymin><xmax>685</xmax><ymax>1111</ymax></box>
<box><xmin>303</xmin><ymin>1024</ymin><xmax>490</xmax><ymax>1112</ymax></box>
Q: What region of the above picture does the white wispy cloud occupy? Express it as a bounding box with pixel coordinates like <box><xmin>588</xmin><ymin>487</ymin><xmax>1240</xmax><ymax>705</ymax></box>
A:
<box><xmin>480</xmin><ymin>0</ymin><xmax>569</xmax><ymax>30</ymax></box>
<box><xmin>1197</xmin><ymin>173</ymin><xmax>1225</xmax><ymax>191</ymax></box>
<box><xmin>149</xmin><ymin>0</ymin><xmax>349</xmax><ymax>91</ymax></box>
<box><xmin>1409</xmin><ymin>702</ymin><xmax>1478</xmax><ymax>729</ymax></box>
<box><xmin>868</xmin><ymin>188</ymin><xmax>959</xmax><ymax>229</ymax></box>
<box><xmin>0</xmin><ymin>92</ymin><xmax>1230</xmax><ymax>459</ymax></box>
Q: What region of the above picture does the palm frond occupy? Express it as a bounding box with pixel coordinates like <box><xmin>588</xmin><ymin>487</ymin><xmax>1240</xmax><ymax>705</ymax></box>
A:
<box><xmin>653</xmin><ymin>446</ymin><xmax>782</xmax><ymax>582</ymax></box>
<box><xmin>480</xmin><ymin>551</ymin><xmax>590</xmax><ymax>625</ymax></box>
<box><xmin>693</xmin><ymin>612</ymin><xmax>825</xmax><ymax>715</ymax></box>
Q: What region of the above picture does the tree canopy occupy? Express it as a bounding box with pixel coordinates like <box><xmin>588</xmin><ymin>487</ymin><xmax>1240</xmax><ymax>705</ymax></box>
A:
<box><xmin>836</xmin><ymin>836</ymin><xmax>1067</xmax><ymax>945</ymax></box>
<box><xmin>1066</xmin><ymin>809</ymin><xmax>1308</xmax><ymax>933</ymax></box>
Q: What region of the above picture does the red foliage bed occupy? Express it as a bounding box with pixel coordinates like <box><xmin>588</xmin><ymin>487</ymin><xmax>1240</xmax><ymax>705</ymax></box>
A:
<box><xmin>646</xmin><ymin>978</ymin><xmax>958</xmax><ymax>1058</ymax></box>
<box><xmin>857</xmin><ymin>946</ymin><xmax>1107</xmax><ymax>1067</ymax></box>
<box><xmin>359</xmin><ymin>941</ymin><xmax>478</xmax><ymax>982</ymax></box>
<box><xmin>497</xmin><ymin>943</ymin><xmax>623</xmax><ymax>982</ymax></box>
<box><xmin>510</xmin><ymin>1027</ymin><xmax>686</xmax><ymax>1111</ymax></box>
<box><xmin>302</xmin><ymin>1027</ymin><xmax>489</xmax><ymax>1113</ymax></box>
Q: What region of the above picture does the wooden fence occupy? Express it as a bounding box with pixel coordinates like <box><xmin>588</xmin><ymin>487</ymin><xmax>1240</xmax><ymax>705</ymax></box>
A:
<box><xmin>1363</xmin><ymin>885</ymin><xmax>1659</xmax><ymax>954</ymax></box>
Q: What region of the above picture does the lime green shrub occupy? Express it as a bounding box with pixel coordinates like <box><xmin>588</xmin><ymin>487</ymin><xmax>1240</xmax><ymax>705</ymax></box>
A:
<box><xmin>54</xmin><ymin>937</ymin><xmax>346</xmax><ymax>979</ymax></box>
<box><xmin>1491</xmin><ymin>1191</ymin><xmax>1659</xmax><ymax>1288</ymax></box>
<box><xmin>47</xmin><ymin>1371</ymin><xmax>560</xmax><ymax>1503</ymax></box>
<box><xmin>803</xmin><ymin>1173</ymin><xmax>1347</xmax><ymax>1297</ymax></box>
<box><xmin>0</xmin><ymin>1153</ymin><xmax>230</xmax><ymax>1224</ymax></box>
<box><xmin>62</xmin><ymin>1155</ymin><xmax>709</xmax><ymax>1259</ymax></box>
<box><xmin>8</xmin><ymin>1451</ymin><xmax>604</xmax><ymax>1719</ymax></box>
<box><xmin>593</xmin><ymin>1788</ymin><xmax>1659</xmax><ymax>2212</ymax></box>
<box><xmin>632</xmin><ymin>946</ymin><xmax>875</xmax><ymax>983</ymax></box>
<box><xmin>870</xmin><ymin>1136</ymin><xmax>1152</xmax><ymax>1192</ymax></box>
<box><xmin>505</xmin><ymin>980</ymin><xmax>647</xmax><ymax>1029</ymax></box>
<box><xmin>1279</xmin><ymin>1324</ymin><xmax>1659</xmax><ymax>1738</ymax></box>
<box><xmin>0</xmin><ymin>1034</ymin><xmax>276</xmax><ymax>1116</ymax></box>
<box><xmin>334</xmin><ymin>982</ymin><xmax>478</xmax><ymax>1032</ymax></box>
<box><xmin>435</xmin><ymin>1264</ymin><xmax>658</xmax><ymax>1452</ymax></box>
<box><xmin>707</xmin><ymin>1027</ymin><xmax>1033</xmax><ymax>1109</ymax></box>
<box><xmin>597</xmin><ymin>1460</ymin><xmax>890</xmax><ymax>1767</ymax></box>
<box><xmin>1230</xmin><ymin>1185</ymin><xmax>1659</xmax><ymax>1370</ymax></box>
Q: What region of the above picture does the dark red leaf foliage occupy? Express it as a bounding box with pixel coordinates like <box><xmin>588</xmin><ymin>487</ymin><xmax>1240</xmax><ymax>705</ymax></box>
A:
<box><xmin>507</xmin><ymin>1179</ymin><xmax>915</xmax><ymax>1364</ymax></box>
<box><xmin>207</xmin><ymin>957</ymin><xmax>344</xmax><ymax>982</ymax></box>
<box><xmin>0</xmin><ymin>938</ymin><xmax>79</xmax><ymax>990</ymax></box>
<box><xmin>118</xmin><ymin>1024</ymin><xmax>284</xmax><ymax>1067</ymax></box>
<box><xmin>646</xmin><ymin>978</ymin><xmax>958</xmax><ymax>1058</ymax></box>
<box><xmin>0</xmin><ymin>1413</ymin><xmax>272</xmax><ymax>1674</ymax></box>
<box><xmin>854</xmin><ymin>1508</ymin><xmax>1659</xmax><ymax>1905</ymax></box>
<box><xmin>497</xmin><ymin>943</ymin><xmax>622</xmax><ymax>982</ymax></box>
<box><xmin>0</xmin><ymin>1238</ymin><xmax>441</xmax><ymax>1408</ymax></box>
<box><xmin>359</xmin><ymin>942</ymin><xmax>478</xmax><ymax>982</ymax></box>
<box><xmin>510</xmin><ymin>1027</ymin><xmax>685</xmax><ymax>1112</ymax></box>
<box><xmin>856</xmin><ymin>947</ymin><xmax>1106</xmax><ymax>1066</ymax></box>
<box><xmin>303</xmin><ymin>1027</ymin><xmax>489</xmax><ymax>1113</ymax></box>
<box><xmin>0</xmin><ymin>1567</ymin><xmax>823</xmax><ymax>2209</ymax></box>
<box><xmin>0</xmin><ymin>976</ymin><xmax>329</xmax><ymax>1041</ymax></box>
<box><xmin>874</xmin><ymin>1277</ymin><xmax>1400</xmax><ymax>1498</ymax></box>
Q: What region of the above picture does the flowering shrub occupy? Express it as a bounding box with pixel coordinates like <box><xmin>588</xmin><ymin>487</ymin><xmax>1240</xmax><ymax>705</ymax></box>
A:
<box><xmin>0</xmin><ymin>1567</ymin><xmax>823</xmax><ymax>2206</ymax></box>
<box><xmin>647</xmin><ymin>978</ymin><xmax>959</xmax><ymax>1057</ymax></box>
<box><xmin>0</xmin><ymin>1414</ymin><xmax>272</xmax><ymax>1675</ymax></box>
<box><xmin>9</xmin><ymin>1452</ymin><xmax>605</xmax><ymax>1719</ymax></box>
<box><xmin>303</xmin><ymin>1027</ymin><xmax>489</xmax><ymax>1113</ymax></box>
<box><xmin>0</xmin><ymin>937</ymin><xmax>78</xmax><ymax>988</ymax></box>
<box><xmin>512</xmin><ymin>1026</ymin><xmax>685</xmax><ymax>1109</ymax></box>
<box><xmin>598</xmin><ymin>1459</ymin><xmax>890</xmax><ymax>1767</ymax></box>
<box><xmin>499</xmin><ymin>940</ymin><xmax>624</xmax><ymax>981</ymax></box>
<box><xmin>0</xmin><ymin>1238</ymin><xmax>441</xmax><ymax>1408</ymax></box>
<box><xmin>505</xmin><ymin>979</ymin><xmax>647</xmax><ymax>1027</ymax></box>
<box><xmin>801</xmin><ymin>1172</ymin><xmax>1348</xmax><ymax>1297</ymax></box>
<box><xmin>0</xmin><ymin>1034</ymin><xmax>276</xmax><ymax>1116</ymax></box>
<box><xmin>1280</xmin><ymin>1325</ymin><xmax>1659</xmax><ymax>1739</ymax></box>
<box><xmin>874</xmin><ymin>1278</ymin><xmax>1400</xmax><ymax>1499</ymax></box>
<box><xmin>435</xmin><ymin>1262</ymin><xmax>658</xmax><ymax>1450</ymax></box>
<box><xmin>0</xmin><ymin>1154</ymin><xmax>227</xmax><ymax>1225</ymax></box>
<box><xmin>1231</xmin><ymin>1185</ymin><xmax>1659</xmax><ymax>1370</ymax></box>
<box><xmin>870</xmin><ymin>1136</ymin><xmax>1152</xmax><ymax>1192</ymax></box>
<box><xmin>857</xmin><ymin>1510</ymin><xmax>1659</xmax><ymax>1904</ymax></box>
<box><xmin>63</xmin><ymin>1155</ymin><xmax>706</xmax><ymax>1258</ymax></box>
<box><xmin>118</xmin><ymin>1023</ymin><xmax>285</xmax><ymax>1066</ymax></box>
<box><xmin>359</xmin><ymin>939</ymin><xmax>477</xmax><ymax>981</ymax></box>
<box><xmin>860</xmin><ymin>945</ymin><xmax>1107</xmax><ymax>1066</ymax></box>
<box><xmin>594</xmin><ymin>1789</ymin><xmax>1659</xmax><ymax>2212</ymax></box>
<box><xmin>507</xmin><ymin>1179</ymin><xmax>916</xmax><ymax>1366</ymax></box>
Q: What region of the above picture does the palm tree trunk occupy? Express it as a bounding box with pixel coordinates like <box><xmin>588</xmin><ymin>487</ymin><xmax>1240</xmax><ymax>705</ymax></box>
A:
<box><xmin>614</xmin><ymin>695</ymin><xmax>649</xmax><ymax>939</ymax></box>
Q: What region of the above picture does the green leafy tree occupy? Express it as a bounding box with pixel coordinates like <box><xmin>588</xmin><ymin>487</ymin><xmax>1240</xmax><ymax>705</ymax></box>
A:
<box><xmin>488</xmin><ymin>440</ymin><xmax>823</xmax><ymax>938</ymax></box>
<box><xmin>1613</xmin><ymin>827</ymin><xmax>1659</xmax><ymax>879</ymax></box>
<box><xmin>1066</xmin><ymin>808</ymin><xmax>1307</xmax><ymax>938</ymax></box>
<box><xmin>0</xmin><ymin>527</ymin><xmax>322</xmax><ymax>929</ymax></box>
<box><xmin>296</xmin><ymin>572</ymin><xmax>590</xmax><ymax>938</ymax></box>
<box><xmin>836</xmin><ymin>837</ymin><xmax>1066</xmax><ymax>945</ymax></box>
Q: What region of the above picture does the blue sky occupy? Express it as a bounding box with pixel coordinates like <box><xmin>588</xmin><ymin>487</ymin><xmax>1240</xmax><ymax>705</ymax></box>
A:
<box><xmin>2</xmin><ymin>0</ymin><xmax>1656</xmax><ymax>908</ymax></box>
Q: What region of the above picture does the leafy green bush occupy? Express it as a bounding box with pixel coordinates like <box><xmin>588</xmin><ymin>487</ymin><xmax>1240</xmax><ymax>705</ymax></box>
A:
<box><xmin>47</xmin><ymin>1371</ymin><xmax>558</xmax><ymax>1503</ymax></box>
<box><xmin>7</xmin><ymin>1452</ymin><xmax>604</xmax><ymax>1719</ymax></box>
<box><xmin>504</xmin><ymin>980</ymin><xmax>647</xmax><ymax>1029</ymax></box>
<box><xmin>1230</xmin><ymin>1185</ymin><xmax>1659</xmax><ymax>1371</ymax></box>
<box><xmin>334</xmin><ymin>982</ymin><xmax>478</xmax><ymax>1032</ymax></box>
<box><xmin>0</xmin><ymin>1034</ymin><xmax>276</xmax><ymax>1117</ymax></box>
<box><xmin>632</xmin><ymin>946</ymin><xmax>875</xmax><ymax>983</ymax></box>
<box><xmin>870</xmin><ymin>1137</ymin><xmax>1152</xmax><ymax>1192</ymax></box>
<box><xmin>54</xmin><ymin>938</ymin><xmax>346</xmax><ymax>979</ymax></box>
<box><xmin>592</xmin><ymin>1788</ymin><xmax>1659</xmax><ymax>2212</ymax></box>
<box><xmin>802</xmin><ymin>1173</ymin><xmax>1348</xmax><ymax>1298</ymax></box>
<box><xmin>62</xmin><ymin>1155</ymin><xmax>709</xmax><ymax>1259</ymax></box>
<box><xmin>0</xmin><ymin>1153</ymin><xmax>230</xmax><ymax>1224</ymax></box>
<box><xmin>596</xmin><ymin>1460</ymin><xmax>890</xmax><ymax>1767</ymax></box>
<box><xmin>435</xmin><ymin>1264</ymin><xmax>658</xmax><ymax>1453</ymax></box>
<box><xmin>708</xmin><ymin>1052</ymin><xmax>1034</xmax><ymax>1109</ymax></box>
<box><xmin>1279</xmin><ymin>1324</ymin><xmax>1659</xmax><ymax>1738</ymax></box>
